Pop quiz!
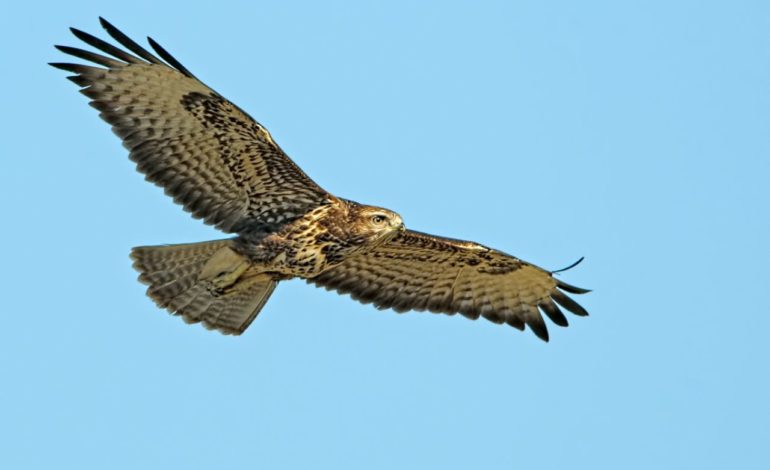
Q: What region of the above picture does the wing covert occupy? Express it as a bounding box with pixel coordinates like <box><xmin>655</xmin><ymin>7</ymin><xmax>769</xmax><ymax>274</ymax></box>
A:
<box><xmin>51</xmin><ymin>18</ymin><xmax>332</xmax><ymax>233</ymax></box>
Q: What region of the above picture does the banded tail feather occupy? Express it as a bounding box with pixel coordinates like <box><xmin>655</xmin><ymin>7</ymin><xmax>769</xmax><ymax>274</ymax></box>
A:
<box><xmin>131</xmin><ymin>239</ymin><xmax>278</xmax><ymax>334</ymax></box>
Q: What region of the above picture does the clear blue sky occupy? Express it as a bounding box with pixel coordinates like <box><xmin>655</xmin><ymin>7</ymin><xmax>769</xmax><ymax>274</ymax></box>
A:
<box><xmin>2</xmin><ymin>1</ymin><xmax>768</xmax><ymax>469</ymax></box>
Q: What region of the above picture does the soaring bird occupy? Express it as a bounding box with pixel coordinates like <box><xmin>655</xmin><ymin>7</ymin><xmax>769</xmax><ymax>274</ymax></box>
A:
<box><xmin>51</xmin><ymin>18</ymin><xmax>590</xmax><ymax>342</ymax></box>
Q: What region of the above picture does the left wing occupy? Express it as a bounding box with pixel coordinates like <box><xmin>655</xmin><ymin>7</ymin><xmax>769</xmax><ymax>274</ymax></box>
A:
<box><xmin>309</xmin><ymin>230</ymin><xmax>590</xmax><ymax>341</ymax></box>
<box><xmin>50</xmin><ymin>18</ymin><xmax>333</xmax><ymax>234</ymax></box>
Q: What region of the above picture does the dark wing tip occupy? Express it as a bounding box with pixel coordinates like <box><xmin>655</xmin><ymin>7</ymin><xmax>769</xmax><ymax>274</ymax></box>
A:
<box><xmin>556</xmin><ymin>279</ymin><xmax>592</xmax><ymax>294</ymax></box>
<box><xmin>539</xmin><ymin>299</ymin><xmax>569</xmax><ymax>327</ymax></box>
<box><xmin>528</xmin><ymin>320</ymin><xmax>550</xmax><ymax>342</ymax></box>
<box><xmin>551</xmin><ymin>289</ymin><xmax>589</xmax><ymax>317</ymax></box>
<box><xmin>48</xmin><ymin>62</ymin><xmax>85</xmax><ymax>73</ymax></box>
<box><xmin>69</xmin><ymin>26</ymin><xmax>88</xmax><ymax>38</ymax></box>
<box><xmin>69</xmin><ymin>26</ymin><xmax>99</xmax><ymax>45</ymax></box>
<box><xmin>98</xmin><ymin>16</ymin><xmax>115</xmax><ymax>32</ymax></box>
<box><xmin>54</xmin><ymin>45</ymin><xmax>122</xmax><ymax>68</ymax></box>
<box><xmin>147</xmin><ymin>35</ymin><xmax>196</xmax><ymax>78</ymax></box>
<box><xmin>97</xmin><ymin>17</ymin><xmax>163</xmax><ymax>65</ymax></box>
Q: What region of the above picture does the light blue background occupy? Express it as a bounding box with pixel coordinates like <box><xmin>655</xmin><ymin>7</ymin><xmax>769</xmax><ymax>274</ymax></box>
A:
<box><xmin>2</xmin><ymin>1</ymin><xmax>768</xmax><ymax>468</ymax></box>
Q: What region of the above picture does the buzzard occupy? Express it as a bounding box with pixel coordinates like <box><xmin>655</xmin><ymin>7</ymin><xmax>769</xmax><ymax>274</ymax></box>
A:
<box><xmin>51</xmin><ymin>18</ymin><xmax>590</xmax><ymax>342</ymax></box>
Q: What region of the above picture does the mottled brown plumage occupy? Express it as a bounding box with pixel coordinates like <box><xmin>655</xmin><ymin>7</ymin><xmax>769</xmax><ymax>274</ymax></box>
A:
<box><xmin>52</xmin><ymin>18</ymin><xmax>591</xmax><ymax>341</ymax></box>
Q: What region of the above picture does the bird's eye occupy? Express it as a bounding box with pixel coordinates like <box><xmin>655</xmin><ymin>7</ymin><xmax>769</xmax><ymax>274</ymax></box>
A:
<box><xmin>371</xmin><ymin>215</ymin><xmax>387</xmax><ymax>224</ymax></box>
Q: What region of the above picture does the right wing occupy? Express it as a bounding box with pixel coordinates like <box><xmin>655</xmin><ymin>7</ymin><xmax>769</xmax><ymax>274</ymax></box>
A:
<box><xmin>310</xmin><ymin>229</ymin><xmax>590</xmax><ymax>342</ymax></box>
<box><xmin>51</xmin><ymin>18</ymin><xmax>333</xmax><ymax>233</ymax></box>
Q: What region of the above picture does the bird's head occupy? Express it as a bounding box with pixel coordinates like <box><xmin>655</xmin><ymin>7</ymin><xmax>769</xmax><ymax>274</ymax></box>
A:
<box><xmin>349</xmin><ymin>205</ymin><xmax>405</xmax><ymax>246</ymax></box>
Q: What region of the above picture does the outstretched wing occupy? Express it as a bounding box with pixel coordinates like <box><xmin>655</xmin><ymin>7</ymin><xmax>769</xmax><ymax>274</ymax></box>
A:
<box><xmin>309</xmin><ymin>230</ymin><xmax>590</xmax><ymax>341</ymax></box>
<box><xmin>51</xmin><ymin>18</ymin><xmax>332</xmax><ymax>233</ymax></box>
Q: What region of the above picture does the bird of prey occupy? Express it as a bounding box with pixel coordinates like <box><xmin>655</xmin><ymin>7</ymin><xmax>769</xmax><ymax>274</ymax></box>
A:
<box><xmin>51</xmin><ymin>18</ymin><xmax>591</xmax><ymax>342</ymax></box>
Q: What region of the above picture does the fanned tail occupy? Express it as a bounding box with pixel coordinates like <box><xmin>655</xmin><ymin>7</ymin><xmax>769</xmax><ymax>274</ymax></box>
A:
<box><xmin>130</xmin><ymin>239</ymin><xmax>278</xmax><ymax>334</ymax></box>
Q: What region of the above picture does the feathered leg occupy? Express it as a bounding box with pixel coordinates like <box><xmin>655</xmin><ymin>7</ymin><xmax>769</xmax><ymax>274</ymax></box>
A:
<box><xmin>130</xmin><ymin>239</ymin><xmax>278</xmax><ymax>334</ymax></box>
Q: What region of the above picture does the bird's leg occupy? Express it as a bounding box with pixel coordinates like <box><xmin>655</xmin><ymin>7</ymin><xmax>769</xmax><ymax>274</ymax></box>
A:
<box><xmin>199</xmin><ymin>246</ymin><xmax>251</xmax><ymax>293</ymax></box>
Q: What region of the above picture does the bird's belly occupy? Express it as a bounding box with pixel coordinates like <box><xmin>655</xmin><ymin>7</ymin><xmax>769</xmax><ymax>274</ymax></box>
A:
<box><xmin>244</xmin><ymin>243</ymin><xmax>330</xmax><ymax>278</ymax></box>
<box><xmin>278</xmin><ymin>248</ymin><xmax>328</xmax><ymax>277</ymax></box>
<box><xmin>238</xmin><ymin>230</ymin><xmax>351</xmax><ymax>279</ymax></box>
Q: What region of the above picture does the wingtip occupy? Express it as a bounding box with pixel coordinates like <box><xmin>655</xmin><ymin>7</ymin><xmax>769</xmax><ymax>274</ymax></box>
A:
<box><xmin>147</xmin><ymin>36</ymin><xmax>164</xmax><ymax>54</ymax></box>
<box><xmin>146</xmin><ymin>34</ymin><xmax>195</xmax><ymax>78</ymax></box>
<box><xmin>539</xmin><ymin>300</ymin><xmax>569</xmax><ymax>327</ymax></box>
<box><xmin>556</xmin><ymin>279</ymin><xmax>592</xmax><ymax>295</ymax></box>
<box><xmin>98</xmin><ymin>17</ymin><xmax>121</xmax><ymax>37</ymax></box>
<box><xmin>48</xmin><ymin>62</ymin><xmax>76</xmax><ymax>71</ymax></box>
<box><xmin>524</xmin><ymin>314</ymin><xmax>551</xmax><ymax>342</ymax></box>
<box><xmin>552</xmin><ymin>290</ymin><xmax>590</xmax><ymax>317</ymax></box>
<box><xmin>69</xmin><ymin>26</ymin><xmax>93</xmax><ymax>43</ymax></box>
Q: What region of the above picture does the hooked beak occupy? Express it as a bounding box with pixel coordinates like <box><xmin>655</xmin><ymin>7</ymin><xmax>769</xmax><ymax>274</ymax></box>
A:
<box><xmin>390</xmin><ymin>218</ymin><xmax>406</xmax><ymax>233</ymax></box>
